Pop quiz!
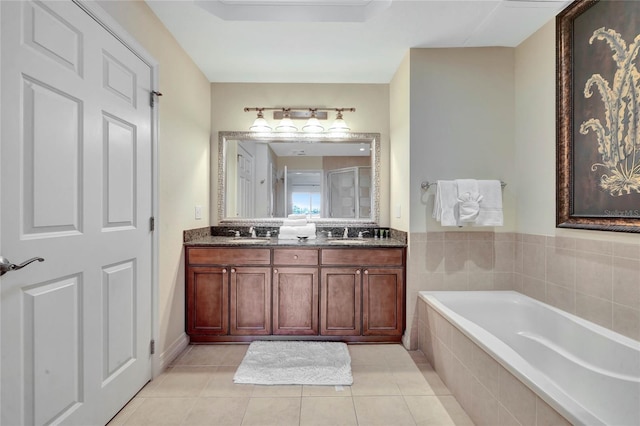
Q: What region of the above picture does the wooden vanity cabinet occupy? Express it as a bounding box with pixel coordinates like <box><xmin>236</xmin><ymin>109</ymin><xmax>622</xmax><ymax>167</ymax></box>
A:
<box><xmin>186</xmin><ymin>247</ymin><xmax>270</xmax><ymax>341</ymax></box>
<box><xmin>185</xmin><ymin>245</ymin><xmax>405</xmax><ymax>342</ymax></box>
<box><xmin>320</xmin><ymin>268</ymin><xmax>362</xmax><ymax>335</ymax></box>
<box><xmin>230</xmin><ymin>267</ymin><xmax>271</xmax><ymax>335</ymax></box>
<box><xmin>186</xmin><ymin>266</ymin><xmax>229</xmax><ymax>335</ymax></box>
<box><xmin>362</xmin><ymin>268</ymin><xmax>404</xmax><ymax>336</ymax></box>
<box><xmin>320</xmin><ymin>248</ymin><xmax>405</xmax><ymax>340</ymax></box>
<box><xmin>272</xmin><ymin>249</ymin><xmax>319</xmax><ymax>335</ymax></box>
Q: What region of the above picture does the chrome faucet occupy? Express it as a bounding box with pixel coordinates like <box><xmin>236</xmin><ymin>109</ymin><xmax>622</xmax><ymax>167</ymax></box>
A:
<box><xmin>358</xmin><ymin>231</ymin><xmax>369</xmax><ymax>239</ymax></box>
<box><xmin>249</xmin><ymin>226</ymin><xmax>256</xmax><ymax>238</ymax></box>
<box><xmin>228</xmin><ymin>229</ymin><xmax>240</xmax><ymax>238</ymax></box>
<box><xmin>343</xmin><ymin>227</ymin><xmax>349</xmax><ymax>238</ymax></box>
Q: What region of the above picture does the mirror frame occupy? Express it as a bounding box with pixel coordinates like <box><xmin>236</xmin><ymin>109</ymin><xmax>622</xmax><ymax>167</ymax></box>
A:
<box><xmin>217</xmin><ymin>131</ymin><xmax>381</xmax><ymax>225</ymax></box>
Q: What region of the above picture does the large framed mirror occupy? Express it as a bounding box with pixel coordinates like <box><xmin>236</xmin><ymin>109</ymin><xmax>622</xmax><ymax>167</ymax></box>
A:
<box><xmin>217</xmin><ymin>131</ymin><xmax>380</xmax><ymax>224</ymax></box>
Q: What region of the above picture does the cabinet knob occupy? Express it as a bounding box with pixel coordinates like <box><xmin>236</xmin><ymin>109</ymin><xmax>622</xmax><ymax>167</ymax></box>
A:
<box><xmin>274</xmin><ymin>269</ymin><xmax>278</xmax><ymax>274</ymax></box>
<box><xmin>231</xmin><ymin>268</ymin><xmax>236</xmax><ymax>273</ymax></box>
<box><xmin>293</xmin><ymin>255</ymin><xmax>298</xmax><ymax>260</ymax></box>
<box><xmin>364</xmin><ymin>270</ymin><xmax>369</xmax><ymax>275</ymax></box>
<box><xmin>222</xmin><ymin>268</ymin><xmax>227</xmax><ymax>274</ymax></box>
<box><xmin>356</xmin><ymin>269</ymin><xmax>361</xmax><ymax>275</ymax></box>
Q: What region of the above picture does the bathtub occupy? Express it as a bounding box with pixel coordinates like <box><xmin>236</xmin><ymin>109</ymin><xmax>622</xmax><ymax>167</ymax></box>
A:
<box><xmin>418</xmin><ymin>291</ymin><xmax>640</xmax><ymax>426</ymax></box>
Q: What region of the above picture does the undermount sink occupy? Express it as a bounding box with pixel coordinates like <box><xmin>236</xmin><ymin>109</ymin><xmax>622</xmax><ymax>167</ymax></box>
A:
<box><xmin>231</xmin><ymin>238</ymin><xmax>270</xmax><ymax>244</ymax></box>
<box><xmin>328</xmin><ymin>239</ymin><xmax>369</xmax><ymax>245</ymax></box>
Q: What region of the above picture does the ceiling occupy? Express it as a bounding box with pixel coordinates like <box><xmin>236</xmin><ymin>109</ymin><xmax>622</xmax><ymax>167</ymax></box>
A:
<box><xmin>144</xmin><ymin>0</ymin><xmax>571</xmax><ymax>84</ymax></box>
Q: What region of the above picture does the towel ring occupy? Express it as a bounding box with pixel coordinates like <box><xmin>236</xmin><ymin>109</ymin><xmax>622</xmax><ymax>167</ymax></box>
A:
<box><xmin>421</xmin><ymin>180</ymin><xmax>506</xmax><ymax>190</ymax></box>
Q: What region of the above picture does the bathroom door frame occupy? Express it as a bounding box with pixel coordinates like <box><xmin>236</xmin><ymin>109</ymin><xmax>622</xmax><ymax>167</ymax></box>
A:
<box><xmin>77</xmin><ymin>0</ymin><xmax>161</xmax><ymax>379</ymax></box>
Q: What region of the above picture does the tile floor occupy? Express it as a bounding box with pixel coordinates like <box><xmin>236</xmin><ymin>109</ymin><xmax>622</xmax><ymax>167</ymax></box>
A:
<box><xmin>108</xmin><ymin>344</ymin><xmax>474</xmax><ymax>426</ymax></box>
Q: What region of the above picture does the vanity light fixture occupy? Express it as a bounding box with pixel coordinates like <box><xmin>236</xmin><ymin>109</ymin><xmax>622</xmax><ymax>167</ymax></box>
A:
<box><xmin>275</xmin><ymin>108</ymin><xmax>297</xmax><ymax>132</ymax></box>
<box><xmin>328</xmin><ymin>109</ymin><xmax>350</xmax><ymax>133</ymax></box>
<box><xmin>244</xmin><ymin>107</ymin><xmax>355</xmax><ymax>133</ymax></box>
<box><xmin>302</xmin><ymin>109</ymin><xmax>324</xmax><ymax>132</ymax></box>
<box><xmin>248</xmin><ymin>108</ymin><xmax>271</xmax><ymax>132</ymax></box>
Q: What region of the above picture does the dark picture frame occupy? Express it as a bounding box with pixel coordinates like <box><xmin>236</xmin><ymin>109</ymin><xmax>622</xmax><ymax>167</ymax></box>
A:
<box><xmin>557</xmin><ymin>0</ymin><xmax>640</xmax><ymax>233</ymax></box>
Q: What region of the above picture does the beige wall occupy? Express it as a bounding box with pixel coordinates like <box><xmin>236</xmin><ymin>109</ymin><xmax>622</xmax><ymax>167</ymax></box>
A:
<box><xmin>408</xmin><ymin>47</ymin><xmax>516</xmax><ymax>233</ymax></box>
<box><xmin>389</xmin><ymin>52</ymin><xmax>411</xmax><ymax>232</ymax></box>
<box><xmin>98</xmin><ymin>0</ymin><xmax>211</xmax><ymax>365</ymax></box>
<box><xmin>402</xmin><ymin>47</ymin><xmax>516</xmax><ymax>348</ymax></box>
<box><xmin>210</xmin><ymin>83</ymin><xmax>390</xmax><ymax>225</ymax></box>
<box><xmin>514</xmin><ymin>21</ymin><xmax>557</xmax><ymax>235</ymax></box>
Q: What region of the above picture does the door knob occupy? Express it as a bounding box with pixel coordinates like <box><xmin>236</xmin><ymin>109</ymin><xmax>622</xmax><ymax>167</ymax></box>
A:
<box><xmin>0</xmin><ymin>256</ymin><xmax>44</xmax><ymax>276</ymax></box>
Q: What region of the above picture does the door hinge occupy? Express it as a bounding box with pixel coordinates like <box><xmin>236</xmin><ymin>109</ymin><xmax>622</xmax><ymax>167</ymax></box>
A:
<box><xmin>150</xmin><ymin>339</ymin><xmax>155</xmax><ymax>355</ymax></box>
<box><xmin>150</xmin><ymin>90</ymin><xmax>163</xmax><ymax>107</ymax></box>
<box><xmin>150</xmin><ymin>216</ymin><xmax>155</xmax><ymax>232</ymax></box>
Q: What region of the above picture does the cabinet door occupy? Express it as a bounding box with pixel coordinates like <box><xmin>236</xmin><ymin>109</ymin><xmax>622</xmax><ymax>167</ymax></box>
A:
<box><xmin>186</xmin><ymin>267</ymin><xmax>229</xmax><ymax>335</ymax></box>
<box><xmin>320</xmin><ymin>268</ymin><xmax>361</xmax><ymax>336</ymax></box>
<box><xmin>362</xmin><ymin>268</ymin><xmax>404</xmax><ymax>336</ymax></box>
<box><xmin>230</xmin><ymin>267</ymin><xmax>272</xmax><ymax>335</ymax></box>
<box><xmin>273</xmin><ymin>267</ymin><xmax>319</xmax><ymax>335</ymax></box>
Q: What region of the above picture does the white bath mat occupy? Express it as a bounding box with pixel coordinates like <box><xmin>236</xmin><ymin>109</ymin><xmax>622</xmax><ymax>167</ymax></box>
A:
<box><xmin>233</xmin><ymin>341</ymin><xmax>353</xmax><ymax>386</ymax></box>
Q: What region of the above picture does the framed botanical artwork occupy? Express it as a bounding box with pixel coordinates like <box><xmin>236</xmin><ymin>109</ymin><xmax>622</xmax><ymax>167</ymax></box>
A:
<box><xmin>557</xmin><ymin>0</ymin><xmax>640</xmax><ymax>232</ymax></box>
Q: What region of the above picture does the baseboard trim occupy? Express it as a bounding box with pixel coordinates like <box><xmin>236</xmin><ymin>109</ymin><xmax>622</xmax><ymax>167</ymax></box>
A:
<box><xmin>154</xmin><ymin>332</ymin><xmax>189</xmax><ymax>377</ymax></box>
<box><xmin>401</xmin><ymin>333</ymin><xmax>412</xmax><ymax>350</ymax></box>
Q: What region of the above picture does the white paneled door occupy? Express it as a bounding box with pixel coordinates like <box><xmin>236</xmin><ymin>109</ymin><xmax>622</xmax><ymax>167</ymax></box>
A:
<box><xmin>1</xmin><ymin>1</ymin><xmax>154</xmax><ymax>425</ymax></box>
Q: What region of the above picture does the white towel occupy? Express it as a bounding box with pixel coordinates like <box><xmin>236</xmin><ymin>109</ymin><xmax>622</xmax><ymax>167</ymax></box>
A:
<box><xmin>278</xmin><ymin>223</ymin><xmax>316</xmax><ymax>239</ymax></box>
<box><xmin>474</xmin><ymin>180</ymin><xmax>503</xmax><ymax>226</ymax></box>
<box><xmin>432</xmin><ymin>180</ymin><xmax>458</xmax><ymax>226</ymax></box>
<box><xmin>282</xmin><ymin>218</ymin><xmax>307</xmax><ymax>227</ymax></box>
<box><xmin>455</xmin><ymin>179</ymin><xmax>482</xmax><ymax>224</ymax></box>
<box><xmin>458</xmin><ymin>192</ymin><xmax>483</xmax><ymax>224</ymax></box>
<box><xmin>278</xmin><ymin>234</ymin><xmax>317</xmax><ymax>240</ymax></box>
<box><xmin>287</xmin><ymin>214</ymin><xmax>307</xmax><ymax>219</ymax></box>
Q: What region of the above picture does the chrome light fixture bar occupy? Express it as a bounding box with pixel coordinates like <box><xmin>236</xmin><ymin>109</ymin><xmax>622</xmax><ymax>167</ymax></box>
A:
<box><xmin>244</xmin><ymin>107</ymin><xmax>356</xmax><ymax>133</ymax></box>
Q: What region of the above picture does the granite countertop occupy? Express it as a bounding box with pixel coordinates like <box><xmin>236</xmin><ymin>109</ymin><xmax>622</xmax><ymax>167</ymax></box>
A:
<box><xmin>184</xmin><ymin>235</ymin><xmax>406</xmax><ymax>248</ymax></box>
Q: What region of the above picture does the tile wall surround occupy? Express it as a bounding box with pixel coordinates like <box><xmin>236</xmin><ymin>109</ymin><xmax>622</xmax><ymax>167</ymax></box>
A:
<box><xmin>515</xmin><ymin>233</ymin><xmax>640</xmax><ymax>341</ymax></box>
<box><xmin>405</xmin><ymin>231</ymin><xmax>640</xmax><ymax>349</ymax></box>
<box><xmin>417</xmin><ymin>300</ymin><xmax>572</xmax><ymax>426</ymax></box>
<box><xmin>405</xmin><ymin>231</ymin><xmax>516</xmax><ymax>349</ymax></box>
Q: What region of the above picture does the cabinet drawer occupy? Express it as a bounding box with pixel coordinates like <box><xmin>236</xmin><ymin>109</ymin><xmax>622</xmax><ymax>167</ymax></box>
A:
<box><xmin>187</xmin><ymin>248</ymin><xmax>271</xmax><ymax>265</ymax></box>
<box><xmin>321</xmin><ymin>248</ymin><xmax>404</xmax><ymax>266</ymax></box>
<box><xmin>273</xmin><ymin>249</ymin><xmax>318</xmax><ymax>266</ymax></box>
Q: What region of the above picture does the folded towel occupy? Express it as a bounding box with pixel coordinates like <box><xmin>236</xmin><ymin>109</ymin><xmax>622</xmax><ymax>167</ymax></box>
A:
<box><xmin>474</xmin><ymin>180</ymin><xmax>503</xmax><ymax>226</ymax></box>
<box><xmin>281</xmin><ymin>218</ymin><xmax>308</xmax><ymax>227</ymax></box>
<box><xmin>278</xmin><ymin>233</ymin><xmax>317</xmax><ymax>240</ymax></box>
<box><xmin>458</xmin><ymin>192</ymin><xmax>483</xmax><ymax>223</ymax></box>
<box><xmin>455</xmin><ymin>179</ymin><xmax>482</xmax><ymax>224</ymax></box>
<box><xmin>278</xmin><ymin>223</ymin><xmax>317</xmax><ymax>239</ymax></box>
<box><xmin>287</xmin><ymin>214</ymin><xmax>307</xmax><ymax>219</ymax></box>
<box><xmin>432</xmin><ymin>180</ymin><xmax>458</xmax><ymax>226</ymax></box>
